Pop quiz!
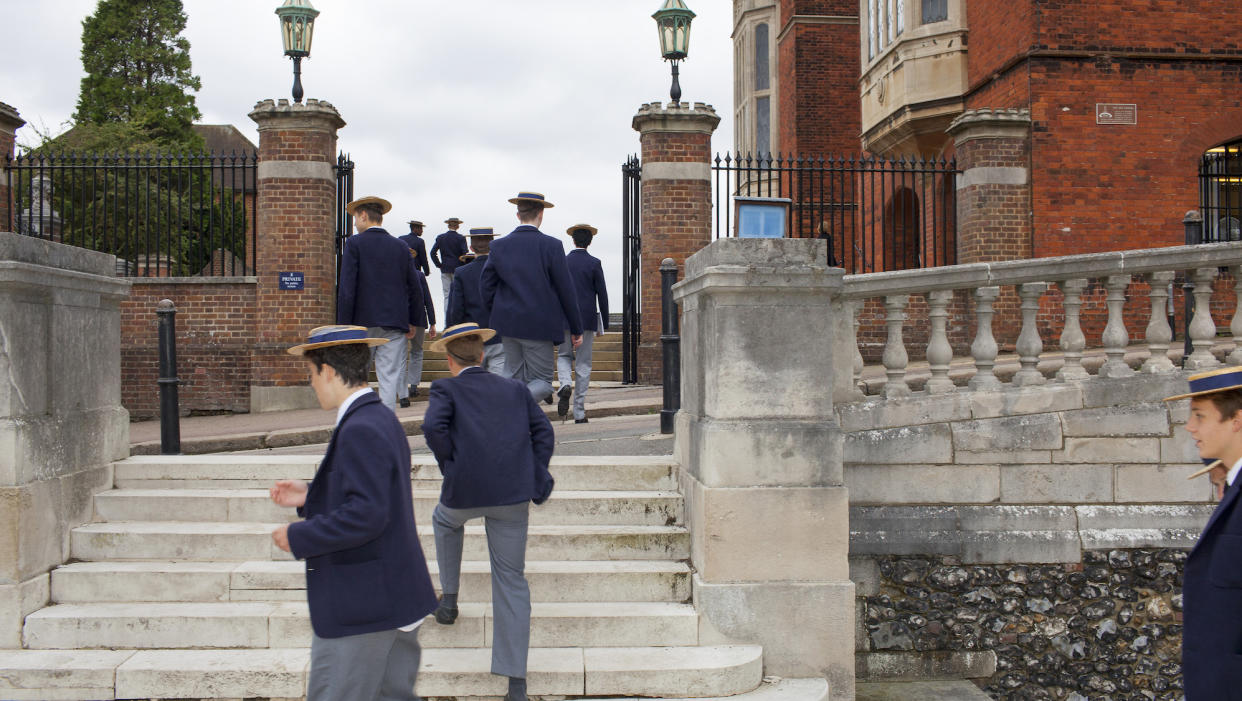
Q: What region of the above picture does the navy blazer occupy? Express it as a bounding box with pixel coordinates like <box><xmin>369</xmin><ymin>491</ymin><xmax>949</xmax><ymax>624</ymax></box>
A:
<box><xmin>337</xmin><ymin>228</ymin><xmax>427</xmax><ymax>331</ymax></box>
<box><xmin>399</xmin><ymin>233</ymin><xmax>430</xmax><ymax>277</ymax></box>
<box><xmin>566</xmin><ymin>249</ymin><xmax>609</xmax><ymax>332</ymax></box>
<box><xmin>1183</xmin><ymin>477</ymin><xmax>1242</xmax><ymax>699</ymax></box>
<box><xmin>413</xmin><ymin>267</ymin><xmax>436</xmax><ymax>328</ymax></box>
<box><xmin>422</xmin><ymin>366</ymin><xmax>555</xmax><ymax>509</ymax></box>
<box><xmin>446</xmin><ymin>255</ymin><xmax>500</xmax><ymax>345</ymax></box>
<box><xmin>430</xmin><ymin>230</ymin><xmax>469</xmax><ymax>274</ymax></box>
<box><xmin>481</xmin><ymin>226</ymin><xmax>583</xmax><ymax>344</ymax></box>
<box><xmin>288</xmin><ymin>392</ymin><xmax>437</xmax><ymax>639</ymax></box>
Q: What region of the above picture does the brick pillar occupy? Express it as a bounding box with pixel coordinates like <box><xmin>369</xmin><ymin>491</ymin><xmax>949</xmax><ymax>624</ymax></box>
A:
<box><xmin>247</xmin><ymin>98</ymin><xmax>345</xmax><ymax>412</ymax></box>
<box><xmin>0</xmin><ymin>102</ymin><xmax>25</xmax><ymax>233</ymax></box>
<box><xmin>632</xmin><ymin>101</ymin><xmax>720</xmax><ymax>385</ymax></box>
<box><xmin>947</xmin><ymin>108</ymin><xmax>1033</xmax><ymax>263</ymax></box>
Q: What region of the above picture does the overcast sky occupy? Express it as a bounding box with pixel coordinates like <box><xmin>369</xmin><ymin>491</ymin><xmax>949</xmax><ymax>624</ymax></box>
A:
<box><xmin>1</xmin><ymin>0</ymin><xmax>735</xmax><ymax>320</ymax></box>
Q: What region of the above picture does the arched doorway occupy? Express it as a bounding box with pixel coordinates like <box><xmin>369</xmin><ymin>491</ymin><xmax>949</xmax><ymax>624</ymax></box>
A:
<box><xmin>884</xmin><ymin>188</ymin><xmax>921</xmax><ymax>270</ymax></box>
<box><xmin>1202</xmin><ymin>139</ymin><xmax>1242</xmax><ymax>242</ymax></box>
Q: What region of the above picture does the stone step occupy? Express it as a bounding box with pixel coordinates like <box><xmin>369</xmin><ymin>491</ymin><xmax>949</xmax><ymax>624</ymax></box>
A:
<box><xmin>23</xmin><ymin>601</ymin><xmax>700</xmax><ymax>650</ymax></box>
<box><xmin>50</xmin><ymin>560</ymin><xmax>691</xmax><ymax>604</ymax></box>
<box><xmin>70</xmin><ymin>522</ymin><xmax>689</xmax><ymax>562</ymax></box>
<box><xmin>0</xmin><ymin>645</ymin><xmax>766</xmax><ymax>700</ymax></box>
<box><xmin>93</xmin><ymin>489</ymin><xmax>683</xmax><ymax>527</ymax></box>
<box><xmin>113</xmin><ymin>455</ymin><xmax>678</xmax><ymax>491</ymax></box>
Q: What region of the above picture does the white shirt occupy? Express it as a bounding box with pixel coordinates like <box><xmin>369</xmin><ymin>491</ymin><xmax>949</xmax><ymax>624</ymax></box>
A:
<box><xmin>1228</xmin><ymin>456</ymin><xmax>1242</xmax><ymax>487</ymax></box>
<box><xmin>331</xmin><ymin>387</ymin><xmax>423</xmax><ymax>632</ymax></box>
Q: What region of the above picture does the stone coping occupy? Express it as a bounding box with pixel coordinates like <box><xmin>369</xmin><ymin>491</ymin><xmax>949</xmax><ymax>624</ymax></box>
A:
<box><xmin>128</xmin><ymin>276</ymin><xmax>257</xmax><ymax>285</ymax></box>
<box><xmin>0</xmin><ymin>230</ymin><xmax>116</xmax><ymax>277</ymax></box>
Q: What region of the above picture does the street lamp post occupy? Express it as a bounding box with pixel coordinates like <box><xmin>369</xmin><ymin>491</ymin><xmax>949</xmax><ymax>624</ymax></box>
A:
<box><xmin>653</xmin><ymin>0</ymin><xmax>695</xmax><ymax>104</ymax></box>
<box><xmin>276</xmin><ymin>0</ymin><xmax>320</xmax><ymax>104</ymax></box>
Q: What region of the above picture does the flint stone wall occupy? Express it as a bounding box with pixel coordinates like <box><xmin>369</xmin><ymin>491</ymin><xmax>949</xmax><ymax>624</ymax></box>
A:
<box><xmin>842</xmin><ymin>374</ymin><xmax>1209</xmax><ymax>698</ymax></box>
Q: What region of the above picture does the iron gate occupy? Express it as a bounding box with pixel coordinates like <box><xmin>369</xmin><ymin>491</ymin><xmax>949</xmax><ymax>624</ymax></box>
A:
<box><xmin>621</xmin><ymin>155</ymin><xmax>641</xmax><ymax>385</ymax></box>
<box><xmin>334</xmin><ymin>152</ymin><xmax>355</xmax><ymax>297</ymax></box>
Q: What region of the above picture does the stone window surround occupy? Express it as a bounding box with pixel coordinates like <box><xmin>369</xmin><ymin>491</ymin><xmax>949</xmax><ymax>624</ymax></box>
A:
<box><xmin>732</xmin><ymin>2</ymin><xmax>779</xmax><ymax>157</ymax></box>
<box><xmin>861</xmin><ymin>0</ymin><xmax>964</xmax><ymax>70</ymax></box>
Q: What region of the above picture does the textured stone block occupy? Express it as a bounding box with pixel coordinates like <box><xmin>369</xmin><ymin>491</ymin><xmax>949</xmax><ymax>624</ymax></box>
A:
<box><xmin>837</xmin><ymin>394</ymin><xmax>972</xmax><ymax>432</ymax></box>
<box><xmin>954</xmin><ymin>449</ymin><xmax>1052</xmax><ymax>465</ymax></box>
<box><xmin>1116</xmin><ymin>464</ymin><xmax>1215</xmax><ymax>503</ymax></box>
<box><xmin>1000</xmin><ymin>464</ymin><xmax>1113</xmax><ymax>503</ymax></box>
<box><xmin>968</xmin><ymin>385</ymin><xmax>1083</xmax><ymax>419</ymax></box>
<box><xmin>856</xmin><ymin>650</ymin><xmax>997</xmax><ymax>681</ymax></box>
<box><xmin>1161</xmin><ymin>431</ymin><xmax>1200</xmax><ymax>464</ymax></box>
<box><xmin>681</xmin><ymin>415</ymin><xmax>843</xmax><ymax>487</ymax></box>
<box><xmin>845</xmin><ymin>424</ymin><xmax>953</xmax><ymax>465</ymax></box>
<box><xmin>953</xmin><ymin>414</ymin><xmax>1063</xmax><ymax>452</ymax></box>
<box><xmin>1080</xmin><ymin>374</ymin><xmax>1188</xmax><ymax>409</ymax></box>
<box><xmin>1061</xmin><ymin>405</ymin><xmax>1170</xmax><ymax>437</ymax></box>
<box><xmin>846</xmin><ymin>465</ymin><xmax>1000</xmax><ymax>504</ymax></box>
<box><xmin>1054</xmin><ymin>437</ymin><xmax>1161</xmax><ymax>464</ymax></box>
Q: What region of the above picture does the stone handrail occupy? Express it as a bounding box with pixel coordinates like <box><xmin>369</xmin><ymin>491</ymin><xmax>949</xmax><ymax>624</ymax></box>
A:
<box><xmin>842</xmin><ymin>241</ymin><xmax>1242</xmax><ymax>398</ymax></box>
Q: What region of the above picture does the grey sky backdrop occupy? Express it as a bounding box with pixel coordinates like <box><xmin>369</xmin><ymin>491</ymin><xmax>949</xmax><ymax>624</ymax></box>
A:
<box><xmin>1</xmin><ymin>0</ymin><xmax>736</xmax><ymax>321</ymax></box>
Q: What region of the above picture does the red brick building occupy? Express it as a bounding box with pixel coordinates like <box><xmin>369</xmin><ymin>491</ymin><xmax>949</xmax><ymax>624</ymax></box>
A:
<box><xmin>733</xmin><ymin>0</ymin><xmax>1242</xmax><ymax>262</ymax></box>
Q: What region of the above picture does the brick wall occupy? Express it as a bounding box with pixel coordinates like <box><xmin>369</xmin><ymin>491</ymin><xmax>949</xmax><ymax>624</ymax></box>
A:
<box><xmin>121</xmin><ymin>280</ymin><xmax>257</xmax><ymax>419</ymax></box>
<box><xmin>776</xmin><ymin>0</ymin><xmax>861</xmax><ymax>158</ymax></box>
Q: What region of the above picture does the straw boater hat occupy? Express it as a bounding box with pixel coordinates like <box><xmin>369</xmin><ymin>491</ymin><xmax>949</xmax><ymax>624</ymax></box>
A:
<box><xmin>468</xmin><ymin>227</ymin><xmax>495</xmax><ymax>238</ymax></box>
<box><xmin>287</xmin><ymin>325</ymin><xmax>388</xmax><ymax>356</ymax></box>
<box><xmin>345</xmin><ymin>196</ymin><xmax>392</xmax><ymax>215</ymax></box>
<box><xmin>508</xmin><ymin>191</ymin><xmax>555</xmax><ymax>208</ymax></box>
<box><xmin>430</xmin><ymin>323</ymin><xmax>496</xmax><ymax>353</ymax></box>
<box><xmin>408</xmin><ymin>220</ymin><xmax>424</xmax><ymax>227</ymax></box>
<box><xmin>1165</xmin><ymin>366</ymin><xmax>1242</xmax><ymax>480</ymax></box>
<box><xmin>445</xmin><ymin>217</ymin><xmax>463</xmax><ymax>225</ymax></box>
<box><xmin>459</xmin><ymin>253</ymin><xmax>477</xmax><ymax>264</ymax></box>
<box><xmin>566</xmin><ymin>223</ymin><xmax>598</xmax><ymax>237</ymax></box>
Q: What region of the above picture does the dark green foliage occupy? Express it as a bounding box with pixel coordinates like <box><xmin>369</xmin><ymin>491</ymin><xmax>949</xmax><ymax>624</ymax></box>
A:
<box><xmin>73</xmin><ymin>0</ymin><xmax>204</xmax><ymax>150</ymax></box>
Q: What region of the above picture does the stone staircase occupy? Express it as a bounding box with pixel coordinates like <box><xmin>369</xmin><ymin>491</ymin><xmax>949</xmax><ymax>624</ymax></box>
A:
<box><xmin>391</xmin><ymin>328</ymin><xmax>624</xmax><ymax>383</ymax></box>
<box><xmin>1</xmin><ymin>454</ymin><xmax>830</xmax><ymax>700</ymax></box>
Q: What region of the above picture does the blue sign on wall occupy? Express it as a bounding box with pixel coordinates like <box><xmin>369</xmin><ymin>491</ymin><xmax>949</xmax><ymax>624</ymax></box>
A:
<box><xmin>279</xmin><ymin>272</ymin><xmax>305</xmax><ymax>290</ymax></box>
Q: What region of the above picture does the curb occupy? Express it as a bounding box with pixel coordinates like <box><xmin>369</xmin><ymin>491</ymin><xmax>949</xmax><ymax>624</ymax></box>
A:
<box><xmin>131</xmin><ymin>400</ymin><xmax>662</xmax><ymax>455</ymax></box>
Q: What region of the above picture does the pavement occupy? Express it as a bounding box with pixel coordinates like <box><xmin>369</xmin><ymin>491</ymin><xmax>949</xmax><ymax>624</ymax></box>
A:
<box><xmin>130</xmin><ymin>383</ymin><xmax>667</xmax><ymax>456</ymax></box>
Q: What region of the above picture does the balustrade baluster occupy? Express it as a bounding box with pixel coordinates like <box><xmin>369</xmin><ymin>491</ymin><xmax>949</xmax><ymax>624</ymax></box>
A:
<box><xmin>850</xmin><ymin>299</ymin><xmax>865</xmax><ymax>394</ymax></box>
<box><xmin>1014</xmin><ymin>283</ymin><xmax>1048</xmax><ymax>386</ymax></box>
<box><xmin>969</xmin><ymin>286</ymin><xmax>1001</xmax><ymax>390</ymax></box>
<box><xmin>1056</xmin><ymin>279</ymin><xmax>1089</xmax><ymax>382</ymax></box>
<box><xmin>1142</xmin><ymin>271</ymin><xmax>1176</xmax><ymax>373</ymax></box>
<box><xmin>1186</xmin><ymin>267</ymin><xmax>1221</xmax><ymax>370</ymax></box>
<box><xmin>1229</xmin><ymin>265</ymin><xmax>1242</xmax><ymax>366</ymax></box>
<box><xmin>925</xmin><ymin>290</ymin><xmax>956</xmax><ymax>393</ymax></box>
<box><xmin>883</xmin><ymin>295</ymin><xmax>911</xmax><ymax>398</ymax></box>
<box><xmin>1098</xmin><ymin>275</ymin><xmax>1135</xmax><ymax>378</ymax></box>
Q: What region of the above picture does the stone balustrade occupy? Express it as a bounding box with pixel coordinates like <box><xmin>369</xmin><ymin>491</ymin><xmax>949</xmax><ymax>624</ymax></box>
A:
<box><xmin>842</xmin><ymin>241</ymin><xmax>1242</xmax><ymax>398</ymax></box>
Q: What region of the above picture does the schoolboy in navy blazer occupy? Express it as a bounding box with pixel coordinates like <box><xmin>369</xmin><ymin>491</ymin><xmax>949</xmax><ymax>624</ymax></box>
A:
<box><xmin>430</xmin><ymin>222</ymin><xmax>469</xmax><ymax>275</ymax></box>
<box><xmin>423</xmin><ymin>363</ymin><xmax>555</xmax><ymax>507</ymax></box>
<box><xmin>1166</xmin><ymin>367</ymin><xmax>1242</xmax><ymax>700</ymax></box>
<box><xmin>566</xmin><ymin>247</ymin><xmax>609</xmax><ymax>332</ymax></box>
<box><xmin>482</xmin><ymin>226</ymin><xmax>583</xmax><ymax>344</ymax></box>
<box><xmin>400</xmin><ymin>220</ymin><xmax>430</xmax><ymax>277</ymax></box>
<box><xmin>336</xmin><ymin>226</ymin><xmax>426</xmax><ymax>331</ymax></box>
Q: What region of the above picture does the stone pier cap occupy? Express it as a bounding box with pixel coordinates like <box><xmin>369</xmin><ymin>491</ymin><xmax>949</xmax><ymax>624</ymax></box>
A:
<box><xmin>673</xmin><ymin>238</ymin><xmax>843</xmax><ymax>302</ymax></box>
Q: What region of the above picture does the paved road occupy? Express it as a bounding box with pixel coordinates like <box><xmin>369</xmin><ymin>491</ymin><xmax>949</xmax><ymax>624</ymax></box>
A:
<box><xmin>233</xmin><ymin>413</ymin><xmax>674</xmax><ymax>457</ymax></box>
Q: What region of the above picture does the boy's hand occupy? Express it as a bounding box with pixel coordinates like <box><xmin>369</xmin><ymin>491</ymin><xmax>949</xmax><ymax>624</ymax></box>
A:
<box><xmin>271</xmin><ymin>524</ymin><xmax>292</xmax><ymax>552</ymax></box>
<box><xmin>270</xmin><ymin>480</ymin><xmax>308</xmax><ymax>508</ymax></box>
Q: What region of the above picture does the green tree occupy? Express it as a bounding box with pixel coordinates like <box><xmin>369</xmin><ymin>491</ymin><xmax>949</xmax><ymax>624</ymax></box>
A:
<box><xmin>73</xmin><ymin>0</ymin><xmax>203</xmax><ymax>149</ymax></box>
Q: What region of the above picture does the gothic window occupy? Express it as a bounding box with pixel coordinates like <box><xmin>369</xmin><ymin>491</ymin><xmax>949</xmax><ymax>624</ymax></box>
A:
<box><xmin>756</xmin><ymin>97</ymin><xmax>772</xmax><ymax>156</ymax></box>
<box><xmin>1202</xmin><ymin>139</ymin><xmax>1242</xmax><ymax>242</ymax></box>
<box><xmin>755</xmin><ymin>23</ymin><xmax>770</xmax><ymax>91</ymax></box>
<box><xmin>922</xmin><ymin>0</ymin><xmax>948</xmax><ymax>23</ymax></box>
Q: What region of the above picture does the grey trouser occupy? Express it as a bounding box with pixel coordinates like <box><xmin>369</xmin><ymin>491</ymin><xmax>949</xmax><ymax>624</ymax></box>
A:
<box><xmin>483</xmin><ymin>342</ymin><xmax>506</xmax><ymax>375</ymax></box>
<box><xmin>368</xmin><ymin>327</ymin><xmax>408</xmax><ymax>411</ymax></box>
<box><xmin>556</xmin><ymin>329</ymin><xmax>595</xmax><ymax>420</ymax></box>
<box><xmin>308</xmin><ymin>625</ymin><xmax>422</xmax><ymax>701</ymax></box>
<box><xmin>502</xmin><ymin>336</ymin><xmax>555</xmax><ymax>403</ymax></box>
<box><xmin>404</xmin><ymin>326</ymin><xmax>426</xmax><ymax>393</ymax></box>
<box><xmin>440</xmin><ymin>272</ymin><xmax>454</xmax><ymax>313</ymax></box>
<box><xmin>432</xmin><ymin>501</ymin><xmax>530</xmax><ymax>679</ymax></box>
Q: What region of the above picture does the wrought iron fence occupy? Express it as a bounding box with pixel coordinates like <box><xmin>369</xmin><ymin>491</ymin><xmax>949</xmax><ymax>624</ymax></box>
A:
<box><xmin>334</xmin><ymin>152</ymin><xmax>355</xmax><ymax>297</ymax></box>
<box><xmin>1201</xmin><ymin>141</ymin><xmax>1242</xmax><ymax>243</ymax></box>
<box><xmin>712</xmin><ymin>152</ymin><xmax>959</xmax><ymax>274</ymax></box>
<box><xmin>621</xmin><ymin>154</ymin><xmax>642</xmax><ymax>385</ymax></box>
<box><xmin>5</xmin><ymin>150</ymin><xmax>256</xmax><ymax>276</ymax></box>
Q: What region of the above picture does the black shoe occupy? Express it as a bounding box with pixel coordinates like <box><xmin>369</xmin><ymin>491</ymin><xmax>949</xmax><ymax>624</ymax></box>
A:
<box><xmin>575</xmin><ymin>417</ymin><xmax>589</xmax><ymax>424</ymax></box>
<box><xmin>434</xmin><ymin>601</ymin><xmax>458</xmax><ymax>625</ymax></box>
<box><xmin>503</xmin><ymin>692</ymin><xmax>527</xmax><ymax>701</ymax></box>
<box><xmin>543</xmin><ymin>394</ymin><xmax>554</xmax><ymax>405</ymax></box>
<box><xmin>557</xmin><ymin>385</ymin><xmax>572</xmax><ymax>418</ymax></box>
<box><xmin>399</xmin><ymin>397</ymin><xmax>410</xmax><ymax>408</ymax></box>
<box><xmin>408</xmin><ymin>385</ymin><xmax>420</xmax><ymax>398</ymax></box>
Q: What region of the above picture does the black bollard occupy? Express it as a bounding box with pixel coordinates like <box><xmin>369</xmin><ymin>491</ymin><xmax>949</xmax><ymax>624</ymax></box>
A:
<box><xmin>660</xmin><ymin>258</ymin><xmax>681</xmax><ymax>435</ymax></box>
<box><xmin>1182</xmin><ymin>210</ymin><xmax>1203</xmax><ymax>366</ymax></box>
<box><xmin>156</xmin><ymin>299</ymin><xmax>182</xmax><ymax>454</ymax></box>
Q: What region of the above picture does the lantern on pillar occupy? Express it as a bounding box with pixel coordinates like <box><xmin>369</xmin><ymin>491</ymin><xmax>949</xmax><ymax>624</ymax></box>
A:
<box><xmin>276</xmin><ymin>0</ymin><xmax>320</xmax><ymax>104</ymax></box>
<box><xmin>652</xmin><ymin>0</ymin><xmax>695</xmax><ymax>104</ymax></box>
